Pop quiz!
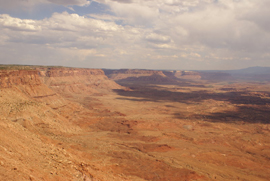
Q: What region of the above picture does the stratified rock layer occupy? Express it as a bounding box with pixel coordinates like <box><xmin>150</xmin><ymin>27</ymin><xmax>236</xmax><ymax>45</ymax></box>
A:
<box><xmin>38</xmin><ymin>68</ymin><xmax>124</xmax><ymax>95</ymax></box>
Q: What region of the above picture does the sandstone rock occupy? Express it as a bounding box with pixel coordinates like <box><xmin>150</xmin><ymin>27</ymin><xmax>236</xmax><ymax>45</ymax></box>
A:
<box><xmin>0</xmin><ymin>70</ymin><xmax>41</xmax><ymax>88</ymax></box>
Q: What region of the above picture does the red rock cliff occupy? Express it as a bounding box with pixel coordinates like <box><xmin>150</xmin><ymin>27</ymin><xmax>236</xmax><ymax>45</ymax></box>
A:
<box><xmin>38</xmin><ymin>68</ymin><xmax>104</xmax><ymax>77</ymax></box>
<box><xmin>104</xmin><ymin>69</ymin><xmax>167</xmax><ymax>81</ymax></box>
<box><xmin>174</xmin><ymin>71</ymin><xmax>201</xmax><ymax>80</ymax></box>
<box><xmin>37</xmin><ymin>68</ymin><xmax>124</xmax><ymax>95</ymax></box>
<box><xmin>0</xmin><ymin>70</ymin><xmax>41</xmax><ymax>88</ymax></box>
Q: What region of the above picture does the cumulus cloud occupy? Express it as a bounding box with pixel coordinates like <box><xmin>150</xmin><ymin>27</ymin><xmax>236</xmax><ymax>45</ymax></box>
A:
<box><xmin>239</xmin><ymin>0</ymin><xmax>270</xmax><ymax>32</ymax></box>
<box><xmin>0</xmin><ymin>0</ymin><xmax>45</xmax><ymax>11</ymax></box>
<box><xmin>145</xmin><ymin>33</ymin><xmax>171</xmax><ymax>44</ymax></box>
<box><xmin>0</xmin><ymin>12</ymin><xmax>126</xmax><ymax>47</ymax></box>
<box><xmin>0</xmin><ymin>14</ymin><xmax>41</xmax><ymax>32</ymax></box>
<box><xmin>1</xmin><ymin>0</ymin><xmax>270</xmax><ymax>69</ymax></box>
<box><xmin>111</xmin><ymin>0</ymin><xmax>133</xmax><ymax>3</ymax></box>
<box><xmin>108</xmin><ymin>2</ymin><xmax>159</xmax><ymax>25</ymax></box>
<box><xmin>0</xmin><ymin>11</ymin><xmax>149</xmax><ymax>67</ymax></box>
<box><xmin>47</xmin><ymin>0</ymin><xmax>90</xmax><ymax>6</ymax></box>
<box><xmin>0</xmin><ymin>0</ymin><xmax>90</xmax><ymax>11</ymax></box>
<box><xmin>44</xmin><ymin>12</ymin><xmax>120</xmax><ymax>32</ymax></box>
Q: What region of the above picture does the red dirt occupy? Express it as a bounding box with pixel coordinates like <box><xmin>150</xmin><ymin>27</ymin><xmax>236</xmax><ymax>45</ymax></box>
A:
<box><xmin>0</xmin><ymin>68</ymin><xmax>270</xmax><ymax>181</ymax></box>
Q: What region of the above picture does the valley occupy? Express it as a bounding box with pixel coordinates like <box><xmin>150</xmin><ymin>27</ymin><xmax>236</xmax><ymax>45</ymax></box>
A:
<box><xmin>0</xmin><ymin>66</ymin><xmax>270</xmax><ymax>181</ymax></box>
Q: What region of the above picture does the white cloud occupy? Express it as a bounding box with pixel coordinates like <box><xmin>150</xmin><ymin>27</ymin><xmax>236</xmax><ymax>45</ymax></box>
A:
<box><xmin>0</xmin><ymin>0</ymin><xmax>90</xmax><ymax>11</ymax></box>
<box><xmin>1</xmin><ymin>0</ymin><xmax>270</xmax><ymax>69</ymax></box>
<box><xmin>0</xmin><ymin>11</ymin><xmax>147</xmax><ymax>66</ymax></box>
<box><xmin>0</xmin><ymin>0</ymin><xmax>45</xmax><ymax>11</ymax></box>
<box><xmin>100</xmin><ymin>0</ymin><xmax>159</xmax><ymax>25</ymax></box>
<box><xmin>0</xmin><ymin>14</ymin><xmax>41</xmax><ymax>32</ymax></box>
<box><xmin>42</xmin><ymin>12</ymin><xmax>120</xmax><ymax>33</ymax></box>
<box><xmin>145</xmin><ymin>33</ymin><xmax>171</xmax><ymax>44</ymax></box>
<box><xmin>47</xmin><ymin>0</ymin><xmax>90</xmax><ymax>6</ymax></box>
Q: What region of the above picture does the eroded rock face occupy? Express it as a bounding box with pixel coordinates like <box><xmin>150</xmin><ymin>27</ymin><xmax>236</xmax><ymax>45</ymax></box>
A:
<box><xmin>0</xmin><ymin>70</ymin><xmax>41</xmax><ymax>88</ymax></box>
<box><xmin>174</xmin><ymin>71</ymin><xmax>201</xmax><ymax>80</ymax></box>
<box><xmin>37</xmin><ymin>68</ymin><xmax>124</xmax><ymax>95</ymax></box>
<box><xmin>0</xmin><ymin>69</ymin><xmax>86</xmax><ymax>180</ymax></box>
<box><xmin>40</xmin><ymin>68</ymin><xmax>104</xmax><ymax>77</ymax></box>
<box><xmin>104</xmin><ymin>69</ymin><xmax>167</xmax><ymax>80</ymax></box>
<box><xmin>104</xmin><ymin>69</ymin><xmax>232</xmax><ymax>82</ymax></box>
<box><xmin>0</xmin><ymin>68</ymin><xmax>127</xmax><ymax>181</ymax></box>
<box><xmin>103</xmin><ymin>69</ymin><xmax>180</xmax><ymax>84</ymax></box>
<box><xmin>1</xmin><ymin>67</ymin><xmax>269</xmax><ymax>181</ymax></box>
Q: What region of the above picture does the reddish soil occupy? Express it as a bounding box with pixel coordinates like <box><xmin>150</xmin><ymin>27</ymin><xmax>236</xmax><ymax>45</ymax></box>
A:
<box><xmin>0</xmin><ymin>67</ymin><xmax>270</xmax><ymax>181</ymax></box>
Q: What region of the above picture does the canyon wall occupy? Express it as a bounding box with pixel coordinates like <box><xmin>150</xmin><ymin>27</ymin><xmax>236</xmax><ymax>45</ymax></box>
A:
<box><xmin>173</xmin><ymin>71</ymin><xmax>201</xmax><ymax>80</ymax></box>
<box><xmin>38</xmin><ymin>68</ymin><xmax>124</xmax><ymax>95</ymax></box>
<box><xmin>0</xmin><ymin>68</ymin><xmax>125</xmax><ymax>180</ymax></box>
<box><xmin>1</xmin><ymin>67</ymin><xmax>269</xmax><ymax>181</ymax></box>
<box><xmin>104</xmin><ymin>69</ymin><xmax>166</xmax><ymax>79</ymax></box>
<box><xmin>0</xmin><ymin>69</ymin><xmax>83</xmax><ymax>132</ymax></box>
<box><xmin>104</xmin><ymin>69</ymin><xmax>232</xmax><ymax>82</ymax></box>
<box><xmin>104</xmin><ymin>69</ymin><xmax>178</xmax><ymax>83</ymax></box>
<box><xmin>0</xmin><ymin>70</ymin><xmax>41</xmax><ymax>88</ymax></box>
<box><xmin>163</xmin><ymin>70</ymin><xmax>202</xmax><ymax>80</ymax></box>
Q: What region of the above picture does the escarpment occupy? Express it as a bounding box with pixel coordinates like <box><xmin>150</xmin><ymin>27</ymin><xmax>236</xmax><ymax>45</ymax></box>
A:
<box><xmin>0</xmin><ymin>70</ymin><xmax>41</xmax><ymax>88</ymax></box>
<box><xmin>41</xmin><ymin>68</ymin><xmax>104</xmax><ymax>77</ymax></box>
<box><xmin>173</xmin><ymin>71</ymin><xmax>201</xmax><ymax>80</ymax></box>
<box><xmin>0</xmin><ymin>68</ymin><xmax>123</xmax><ymax>181</ymax></box>
<box><xmin>1</xmin><ymin>66</ymin><xmax>270</xmax><ymax>181</ymax></box>
<box><xmin>0</xmin><ymin>69</ymin><xmax>83</xmax><ymax>131</ymax></box>
<box><xmin>104</xmin><ymin>69</ymin><xmax>177</xmax><ymax>83</ymax></box>
<box><xmin>104</xmin><ymin>69</ymin><xmax>166</xmax><ymax>80</ymax></box>
<box><xmin>37</xmin><ymin>68</ymin><xmax>124</xmax><ymax>95</ymax></box>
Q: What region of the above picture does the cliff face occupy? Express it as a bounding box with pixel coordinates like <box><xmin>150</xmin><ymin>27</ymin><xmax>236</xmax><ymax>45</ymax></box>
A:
<box><xmin>0</xmin><ymin>69</ymin><xmax>82</xmax><ymax>130</ymax></box>
<box><xmin>164</xmin><ymin>70</ymin><xmax>232</xmax><ymax>81</ymax></box>
<box><xmin>173</xmin><ymin>71</ymin><xmax>201</xmax><ymax>80</ymax></box>
<box><xmin>38</xmin><ymin>68</ymin><xmax>124</xmax><ymax>95</ymax></box>
<box><xmin>0</xmin><ymin>69</ymin><xmax>112</xmax><ymax>180</ymax></box>
<box><xmin>104</xmin><ymin>69</ymin><xmax>177</xmax><ymax>83</ymax></box>
<box><xmin>0</xmin><ymin>70</ymin><xmax>41</xmax><ymax>88</ymax></box>
<box><xmin>104</xmin><ymin>69</ymin><xmax>166</xmax><ymax>79</ymax></box>
<box><xmin>40</xmin><ymin>68</ymin><xmax>104</xmax><ymax>77</ymax></box>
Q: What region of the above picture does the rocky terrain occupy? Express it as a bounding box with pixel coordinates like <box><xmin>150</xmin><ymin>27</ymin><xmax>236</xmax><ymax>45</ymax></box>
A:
<box><xmin>103</xmin><ymin>69</ymin><xmax>176</xmax><ymax>83</ymax></box>
<box><xmin>0</xmin><ymin>66</ymin><xmax>270</xmax><ymax>181</ymax></box>
<box><xmin>38</xmin><ymin>67</ymin><xmax>124</xmax><ymax>95</ymax></box>
<box><xmin>104</xmin><ymin>69</ymin><xmax>233</xmax><ymax>83</ymax></box>
<box><xmin>104</xmin><ymin>69</ymin><xmax>166</xmax><ymax>80</ymax></box>
<box><xmin>165</xmin><ymin>71</ymin><xmax>201</xmax><ymax>80</ymax></box>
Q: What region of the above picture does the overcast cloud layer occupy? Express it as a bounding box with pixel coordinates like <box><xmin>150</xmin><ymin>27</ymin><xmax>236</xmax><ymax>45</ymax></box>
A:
<box><xmin>0</xmin><ymin>0</ymin><xmax>269</xmax><ymax>70</ymax></box>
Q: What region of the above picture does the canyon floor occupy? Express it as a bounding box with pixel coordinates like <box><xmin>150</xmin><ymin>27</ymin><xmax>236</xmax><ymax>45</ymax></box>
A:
<box><xmin>1</xmin><ymin>68</ymin><xmax>270</xmax><ymax>181</ymax></box>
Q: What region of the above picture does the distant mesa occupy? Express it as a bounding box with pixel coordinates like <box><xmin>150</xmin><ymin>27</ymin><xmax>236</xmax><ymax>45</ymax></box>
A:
<box><xmin>104</xmin><ymin>68</ymin><xmax>234</xmax><ymax>82</ymax></box>
<box><xmin>166</xmin><ymin>70</ymin><xmax>201</xmax><ymax>80</ymax></box>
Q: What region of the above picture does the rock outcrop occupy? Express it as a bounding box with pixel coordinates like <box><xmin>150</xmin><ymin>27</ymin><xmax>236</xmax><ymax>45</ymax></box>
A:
<box><xmin>0</xmin><ymin>69</ymin><xmax>83</xmax><ymax>132</ymax></box>
<box><xmin>163</xmin><ymin>70</ymin><xmax>201</xmax><ymax>80</ymax></box>
<box><xmin>0</xmin><ymin>68</ymin><xmax>126</xmax><ymax>181</ymax></box>
<box><xmin>104</xmin><ymin>69</ymin><xmax>177</xmax><ymax>83</ymax></box>
<box><xmin>104</xmin><ymin>69</ymin><xmax>166</xmax><ymax>80</ymax></box>
<box><xmin>0</xmin><ymin>70</ymin><xmax>41</xmax><ymax>88</ymax></box>
<box><xmin>174</xmin><ymin>71</ymin><xmax>201</xmax><ymax>80</ymax></box>
<box><xmin>1</xmin><ymin>66</ymin><xmax>270</xmax><ymax>181</ymax></box>
<box><xmin>37</xmin><ymin>68</ymin><xmax>124</xmax><ymax>95</ymax></box>
<box><xmin>104</xmin><ymin>69</ymin><xmax>232</xmax><ymax>82</ymax></box>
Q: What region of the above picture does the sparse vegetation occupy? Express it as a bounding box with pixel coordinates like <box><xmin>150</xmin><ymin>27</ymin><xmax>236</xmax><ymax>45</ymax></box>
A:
<box><xmin>0</xmin><ymin>67</ymin><xmax>270</xmax><ymax>181</ymax></box>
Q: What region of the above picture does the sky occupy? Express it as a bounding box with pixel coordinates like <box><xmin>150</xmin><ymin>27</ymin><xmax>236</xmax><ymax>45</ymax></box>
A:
<box><xmin>0</xmin><ymin>0</ymin><xmax>270</xmax><ymax>70</ymax></box>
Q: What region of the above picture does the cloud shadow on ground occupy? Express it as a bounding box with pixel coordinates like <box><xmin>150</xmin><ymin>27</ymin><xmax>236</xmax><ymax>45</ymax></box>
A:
<box><xmin>113</xmin><ymin>81</ymin><xmax>270</xmax><ymax>124</ymax></box>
